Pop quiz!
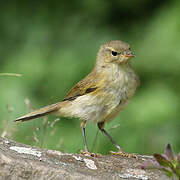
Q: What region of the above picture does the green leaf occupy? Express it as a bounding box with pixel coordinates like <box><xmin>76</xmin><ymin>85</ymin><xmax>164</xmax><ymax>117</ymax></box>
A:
<box><xmin>162</xmin><ymin>168</ymin><xmax>173</xmax><ymax>178</ymax></box>
<box><xmin>154</xmin><ymin>153</ymin><xmax>173</xmax><ymax>168</ymax></box>
<box><xmin>173</xmin><ymin>164</ymin><xmax>180</xmax><ymax>178</ymax></box>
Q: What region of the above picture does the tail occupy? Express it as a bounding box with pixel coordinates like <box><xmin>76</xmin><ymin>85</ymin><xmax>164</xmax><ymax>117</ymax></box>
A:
<box><xmin>14</xmin><ymin>102</ymin><xmax>62</xmax><ymax>122</ymax></box>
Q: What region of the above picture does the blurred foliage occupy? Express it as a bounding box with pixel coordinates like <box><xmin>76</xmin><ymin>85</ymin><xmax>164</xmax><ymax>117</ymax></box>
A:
<box><xmin>0</xmin><ymin>0</ymin><xmax>180</xmax><ymax>155</ymax></box>
<box><xmin>142</xmin><ymin>144</ymin><xmax>180</xmax><ymax>179</ymax></box>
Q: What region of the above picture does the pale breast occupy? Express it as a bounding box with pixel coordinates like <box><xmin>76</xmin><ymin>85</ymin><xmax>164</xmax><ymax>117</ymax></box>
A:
<box><xmin>102</xmin><ymin>64</ymin><xmax>138</xmax><ymax>123</ymax></box>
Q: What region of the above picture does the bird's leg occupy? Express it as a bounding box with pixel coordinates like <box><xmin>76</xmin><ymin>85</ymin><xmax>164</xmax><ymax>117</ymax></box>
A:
<box><xmin>81</xmin><ymin>121</ymin><xmax>89</xmax><ymax>152</ymax></box>
<box><xmin>98</xmin><ymin>122</ymin><xmax>122</xmax><ymax>150</ymax></box>
<box><xmin>80</xmin><ymin>121</ymin><xmax>99</xmax><ymax>157</ymax></box>
<box><xmin>97</xmin><ymin>122</ymin><xmax>137</xmax><ymax>158</ymax></box>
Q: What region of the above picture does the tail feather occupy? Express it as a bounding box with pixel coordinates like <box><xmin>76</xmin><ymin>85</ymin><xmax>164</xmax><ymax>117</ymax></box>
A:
<box><xmin>14</xmin><ymin>102</ymin><xmax>61</xmax><ymax>122</ymax></box>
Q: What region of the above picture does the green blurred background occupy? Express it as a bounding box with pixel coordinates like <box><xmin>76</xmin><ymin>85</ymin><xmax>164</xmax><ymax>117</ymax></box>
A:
<box><xmin>0</xmin><ymin>0</ymin><xmax>180</xmax><ymax>155</ymax></box>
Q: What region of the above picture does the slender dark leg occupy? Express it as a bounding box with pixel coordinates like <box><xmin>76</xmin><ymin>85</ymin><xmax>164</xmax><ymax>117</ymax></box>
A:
<box><xmin>97</xmin><ymin>122</ymin><xmax>121</xmax><ymax>151</ymax></box>
<box><xmin>98</xmin><ymin>122</ymin><xmax>137</xmax><ymax>158</ymax></box>
<box><xmin>80</xmin><ymin>121</ymin><xmax>99</xmax><ymax>157</ymax></box>
<box><xmin>80</xmin><ymin>121</ymin><xmax>89</xmax><ymax>152</ymax></box>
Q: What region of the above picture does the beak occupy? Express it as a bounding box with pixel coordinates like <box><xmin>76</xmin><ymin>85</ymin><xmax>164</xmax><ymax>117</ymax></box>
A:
<box><xmin>124</xmin><ymin>51</ymin><xmax>136</xmax><ymax>58</ymax></box>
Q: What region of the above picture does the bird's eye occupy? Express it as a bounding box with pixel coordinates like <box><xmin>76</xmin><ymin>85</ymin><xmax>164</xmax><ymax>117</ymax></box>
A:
<box><xmin>111</xmin><ymin>51</ymin><xmax>118</xmax><ymax>56</ymax></box>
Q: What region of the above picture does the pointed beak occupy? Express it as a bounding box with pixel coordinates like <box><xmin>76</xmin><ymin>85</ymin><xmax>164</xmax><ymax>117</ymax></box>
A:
<box><xmin>124</xmin><ymin>51</ymin><xmax>136</xmax><ymax>58</ymax></box>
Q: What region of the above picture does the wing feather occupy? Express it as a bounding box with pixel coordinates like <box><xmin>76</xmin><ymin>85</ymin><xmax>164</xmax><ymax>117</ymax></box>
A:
<box><xmin>63</xmin><ymin>70</ymin><xmax>102</xmax><ymax>101</ymax></box>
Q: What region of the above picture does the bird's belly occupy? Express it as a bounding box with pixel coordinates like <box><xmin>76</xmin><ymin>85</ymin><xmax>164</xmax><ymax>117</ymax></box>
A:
<box><xmin>103</xmin><ymin>100</ymin><xmax>129</xmax><ymax>123</ymax></box>
<box><xmin>59</xmin><ymin>91</ymin><xmax>128</xmax><ymax>123</ymax></box>
<box><xmin>68</xmin><ymin>94</ymin><xmax>110</xmax><ymax>123</ymax></box>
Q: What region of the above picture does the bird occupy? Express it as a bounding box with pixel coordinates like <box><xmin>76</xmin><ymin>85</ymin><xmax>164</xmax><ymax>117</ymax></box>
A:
<box><xmin>15</xmin><ymin>40</ymin><xmax>139</xmax><ymax>157</ymax></box>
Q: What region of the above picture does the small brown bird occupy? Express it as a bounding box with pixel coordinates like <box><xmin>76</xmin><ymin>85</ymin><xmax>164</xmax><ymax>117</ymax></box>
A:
<box><xmin>15</xmin><ymin>40</ymin><xmax>139</xmax><ymax>157</ymax></box>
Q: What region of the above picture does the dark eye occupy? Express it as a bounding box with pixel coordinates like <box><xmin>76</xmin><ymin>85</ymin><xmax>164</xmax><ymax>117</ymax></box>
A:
<box><xmin>111</xmin><ymin>51</ymin><xmax>118</xmax><ymax>56</ymax></box>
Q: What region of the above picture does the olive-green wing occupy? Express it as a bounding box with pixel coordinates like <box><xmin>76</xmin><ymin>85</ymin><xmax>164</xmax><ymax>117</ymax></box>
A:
<box><xmin>63</xmin><ymin>71</ymin><xmax>101</xmax><ymax>101</ymax></box>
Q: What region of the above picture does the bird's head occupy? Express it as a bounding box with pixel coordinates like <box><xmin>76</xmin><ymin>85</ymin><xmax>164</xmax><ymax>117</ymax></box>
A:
<box><xmin>96</xmin><ymin>40</ymin><xmax>135</xmax><ymax>67</ymax></box>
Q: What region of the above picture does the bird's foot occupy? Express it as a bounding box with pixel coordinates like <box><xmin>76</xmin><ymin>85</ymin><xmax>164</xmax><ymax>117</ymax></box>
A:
<box><xmin>110</xmin><ymin>150</ymin><xmax>137</xmax><ymax>158</ymax></box>
<box><xmin>79</xmin><ymin>150</ymin><xmax>100</xmax><ymax>157</ymax></box>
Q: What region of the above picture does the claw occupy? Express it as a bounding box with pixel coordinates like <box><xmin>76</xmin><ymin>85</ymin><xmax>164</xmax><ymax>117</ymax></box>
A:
<box><xmin>79</xmin><ymin>150</ymin><xmax>100</xmax><ymax>157</ymax></box>
<box><xmin>110</xmin><ymin>150</ymin><xmax>137</xmax><ymax>158</ymax></box>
